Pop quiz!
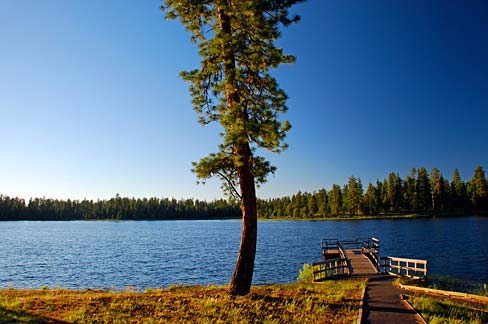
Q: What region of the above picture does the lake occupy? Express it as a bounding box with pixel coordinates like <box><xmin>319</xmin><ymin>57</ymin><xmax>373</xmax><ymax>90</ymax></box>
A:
<box><xmin>0</xmin><ymin>216</ymin><xmax>487</xmax><ymax>290</ymax></box>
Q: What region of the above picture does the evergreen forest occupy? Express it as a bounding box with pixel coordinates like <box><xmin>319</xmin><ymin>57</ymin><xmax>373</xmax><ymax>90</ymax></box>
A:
<box><xmin>0</xmin><ymin>195</ymin><xmax>241</xmax><ymax>221</ymax></box>
<box><xmin>1</xmin><ymin>166</ymin><xmax>487</xmax><ymax>221</ymax></box>
<box><xmin>258</xmin><ymin>166</ymin><xmax>488</xmax><ymax>218</ymax></box>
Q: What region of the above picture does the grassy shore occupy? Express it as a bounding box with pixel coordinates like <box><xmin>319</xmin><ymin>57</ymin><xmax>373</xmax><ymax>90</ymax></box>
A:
<box><xmin>398</xmin><ymin>275</ymin><xmax>488</xmax><ymax>323</ymax></box>
<box><xmin>405</xmin><ymin>295</ymin><xmax>488</xmax><ymax>324</ymax></box>
<box><xmin>0</xmin><ymin>279</ymin><xmax>366</xmax><ymax>323</ymax></box>
<box><xmin>398</xmin><ymin>275</ymin><xmax>488</xmax><ymax>297</ymax></box>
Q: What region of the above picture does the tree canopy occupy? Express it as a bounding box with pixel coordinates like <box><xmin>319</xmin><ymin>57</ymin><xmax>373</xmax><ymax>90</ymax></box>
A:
<box><xmin>161</xmin><ymin>1</ymin><xmax>299</xmax><ymax>196</ymax></box>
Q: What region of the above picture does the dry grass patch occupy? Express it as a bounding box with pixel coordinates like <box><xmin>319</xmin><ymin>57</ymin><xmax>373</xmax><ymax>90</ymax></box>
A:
<box><xmin>0</xmin><ymin>279</ymin><xmax>366</xmax><ymax>323</ymax></box>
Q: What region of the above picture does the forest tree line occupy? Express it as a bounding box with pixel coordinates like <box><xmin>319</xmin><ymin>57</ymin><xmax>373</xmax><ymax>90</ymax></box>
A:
<box><xmin>1</xmin><ymin>165</ymin><xmax>487</xmax><ymax>221</ymax></box>
<box><xmin>257</xmin><ymin>166</ymin><xmax>488</xmax><ymax>218</ymax></box>
<box><xmin>0</xmin><ymin>195</ymin><xmax>241</xmax><ymax>221</ymax></box>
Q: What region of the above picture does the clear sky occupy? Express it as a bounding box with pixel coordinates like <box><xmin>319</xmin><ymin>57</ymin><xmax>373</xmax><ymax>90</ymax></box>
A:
<box><xmin>1</xmin><ymin>0</ymin><xmax>487</xmax><ymax>201</ymax></box>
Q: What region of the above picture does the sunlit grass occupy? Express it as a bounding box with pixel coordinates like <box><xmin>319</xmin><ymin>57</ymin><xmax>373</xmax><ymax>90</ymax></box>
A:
<box><xmin>0</xmin><ymin>279</ymin><xmax>366</xmax><ymax>323</ymax></box>
<box><xmin>405</xmin><ymin>295</ymin><xmax>488</xmax><ymax>324</ymax></box>
<box><xmin>397</xmin><ymin>274</ymin><xmax>488</xmax><ymax>296</ymax></box>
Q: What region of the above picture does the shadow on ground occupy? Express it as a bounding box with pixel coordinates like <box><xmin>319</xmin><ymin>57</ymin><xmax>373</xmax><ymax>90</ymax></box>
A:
<box><xmin>0</xmin><ymin>305</ymin><xmax>67</xmax><ymax>324</ymax></box>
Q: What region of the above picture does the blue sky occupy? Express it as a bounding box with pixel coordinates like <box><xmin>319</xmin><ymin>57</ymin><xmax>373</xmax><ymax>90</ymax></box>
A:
<box><xmin>1</xmin><ymin>0</ymin><xmax>487</xmax><ymax>201</ymax></box>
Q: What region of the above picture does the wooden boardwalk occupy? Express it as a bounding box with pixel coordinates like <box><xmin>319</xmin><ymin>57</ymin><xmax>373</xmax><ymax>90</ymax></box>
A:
<box><xmin>362</xmin><ymin>275</ymin><xmax>425</xmax><ymax>324</ymax></box>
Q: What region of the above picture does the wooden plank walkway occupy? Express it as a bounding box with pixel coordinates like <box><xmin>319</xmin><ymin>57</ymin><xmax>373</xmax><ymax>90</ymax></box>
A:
<box><xmin>362</xmin><ymin>275</ymin><xmax>425</xmax><ymax>324</ymax></box>
<box><xmin>345</xmin><ymin>249</ymin><xmax>378</xmax><ymax>275</ymax></box>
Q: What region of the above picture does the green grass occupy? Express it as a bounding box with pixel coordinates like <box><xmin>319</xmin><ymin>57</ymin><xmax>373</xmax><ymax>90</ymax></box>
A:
<box><xmin>0</xmin><ymin>279</ymin><xmax>366</xmax><ymax>323</ymax></box>
<box><xmin>397</xmin><ymin>275</ymin><xmax>488</xmax><ymax>323</ymax></box>
<box><xmin>397</xmin><ymin>274</ymin><xmax>488</xmax><ymax>297</ymax></box>
<box><xmin>405</xmin><ymin>295</ymin><xmax>488</xmax><ymax>324</ymax></box>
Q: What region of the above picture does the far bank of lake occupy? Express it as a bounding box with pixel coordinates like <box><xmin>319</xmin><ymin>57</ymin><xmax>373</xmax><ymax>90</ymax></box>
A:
<box><xmin>0</xmin><ymin>216</ymin><xmax>487</xmax><ymax>290</ymax></box>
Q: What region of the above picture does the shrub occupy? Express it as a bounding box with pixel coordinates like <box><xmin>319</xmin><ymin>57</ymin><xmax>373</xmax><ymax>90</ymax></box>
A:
<box><xmin>297</xmin><ymin>264</ymin><xmax>313</xmax><ymax>283</ymax></box>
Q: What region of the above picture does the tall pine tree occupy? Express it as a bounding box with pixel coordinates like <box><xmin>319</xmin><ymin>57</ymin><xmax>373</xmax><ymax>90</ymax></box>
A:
<box><xmin>363</xmin><ymin>182</ymin><xmax>378</xmax><ymax>215</ymax></box>
<box><xmin>161</xmin><ymin>0</ymin><xmax>303</xmax><ymax>295</ymax></box>
<box><xmin>329</xmin><ymin>184</ymin><xmax>343</xmax><ymax>216</ymax></box>
<box><xmin>469</xmin><ymin>165</ymin><xmax>488</xmax><ymax>209</ymax></box>
<box><xmin>416</xmin><ymin>167</ymin><xmax>431</xmax><ymax>211</ymax></box>
<box><xmin>430</xmin><ymin>168</ymin><xmax>443</xmax><ymax>210</ymax></box>
<box><xmin>451</xmin><ymin>168</ymin><xmax>467</xmax><ymax>208</ymax></box>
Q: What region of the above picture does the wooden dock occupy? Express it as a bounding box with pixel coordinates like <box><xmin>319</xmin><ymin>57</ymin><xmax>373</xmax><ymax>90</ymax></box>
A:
<box><xmin>312</xmin><ymin>237</ymin><xmax>427</xmax><ymax>281</ymax></box>
<box><xmin>311</xmin><ymin>238</ymin><xmax>429</xmax><ymax>324</ymax></box>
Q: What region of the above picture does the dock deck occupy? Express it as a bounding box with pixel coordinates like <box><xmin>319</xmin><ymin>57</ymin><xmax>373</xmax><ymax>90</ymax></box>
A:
<box><xmin>345</xmin><ymin>248</ymin><xmax>378</xmax><ymax>275</ymax></box>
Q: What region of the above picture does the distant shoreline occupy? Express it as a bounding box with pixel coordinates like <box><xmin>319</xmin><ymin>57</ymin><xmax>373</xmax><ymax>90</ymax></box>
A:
<box><xmin>0</xmin><ymin>212</ymin><xmax>487</xmax><ymax>222</ymax></box>
<box><xmin>260</xmin><ymin>212</ymin><xmax>487</xmax><ymax>221</ymax></box>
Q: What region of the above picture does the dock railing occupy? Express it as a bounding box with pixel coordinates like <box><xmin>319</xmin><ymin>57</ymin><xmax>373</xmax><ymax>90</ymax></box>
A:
<box><xmin>320</xmin><ymin>239</ymin><xmax>339</xmax><ymax>256</ymax></box>
<box><xmin>321</xmin><ymin>238</ymin><xmax>378</xmax><ymax>256</ymax></box>
<box><xmin>315</xmin><ymin>239</ymin><xmax>350</xmax><ymax>281</ymax></box>
<box><xmin>337</xmin><ymin>241</ymin><xmax>348</xmax><ymax>260</ymax></box>
<box><xmin>380</xmin><ymin>256</ymin><xmax>427</xmax><ymax>279</ymax></box>
<box><xmin>361</xmin><ymin>237</ymin><xmax>380</xmax><ymax>270</ymax></box>
<box><xmin>312</xmin><ymin>258</ymin><xmax>349</xmax><ymax>281</ymax></box>
<box><xmin>327</xmin><ymin>237</ymin><xmax>380</xmax><ymax>270</ymax></box>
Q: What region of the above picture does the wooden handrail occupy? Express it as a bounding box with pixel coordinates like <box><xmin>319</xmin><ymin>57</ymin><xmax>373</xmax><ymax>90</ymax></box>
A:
<box><xmin>312</xmin><ymin>258</ymin><xmax>349</xmax><ymax>282</ymax></box>
<box><xmin>360</xmin><ymin>238</ymin><xmax>380</xmax><ymax>270</ymax></box>
<box><xmin>381</xmin><ymin>256</ymin><xmax>427</xmax><ymax>278</ymax></box>
<box><xmin>337</xmin><ymin>241</ymin><xmax>348</xmax><ymax>260</ymax></box>
<box><xmin>320</xmin><ymin>238</ymin><xmax>339</xmax><ymax>256</ymax></box>
<box><xmin>387</xmin><ymin>256</ymin><xmax>427</xmax><ymax>265</ymax></box>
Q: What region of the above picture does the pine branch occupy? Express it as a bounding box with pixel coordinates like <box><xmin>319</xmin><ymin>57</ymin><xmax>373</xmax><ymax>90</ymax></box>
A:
<box><xmin>217</xmin><ymin>171</ymin><xmax>242</xmax><ymax>200</ymax></box>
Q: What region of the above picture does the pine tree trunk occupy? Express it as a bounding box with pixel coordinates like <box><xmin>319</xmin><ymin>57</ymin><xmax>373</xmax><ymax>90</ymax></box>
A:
<box><xmin>229</xmin><ymin>144</ymin><xmax>257</xmax><ymax>296</ymax></box>
<box><xmin>217</xmin><ymin>1</ymin><xmax>258</xmax><ymax>296</ymax></box>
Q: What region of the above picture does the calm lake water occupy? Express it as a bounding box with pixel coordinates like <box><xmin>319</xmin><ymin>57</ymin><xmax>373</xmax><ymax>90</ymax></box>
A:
<box><xmin>1</xmin><ymin>217</ymin><xmax>487</xmax><ymax>289</ymax></box>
